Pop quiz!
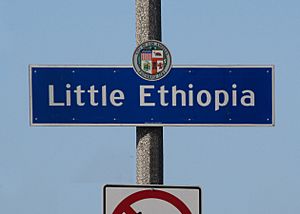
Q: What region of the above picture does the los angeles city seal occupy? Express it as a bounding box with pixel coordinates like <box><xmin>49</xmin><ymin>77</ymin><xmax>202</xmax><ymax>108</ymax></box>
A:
<box><xmin>132</xmin><ymin>40</ymin><xmax>172</xmax><ymax>81</ymax></box>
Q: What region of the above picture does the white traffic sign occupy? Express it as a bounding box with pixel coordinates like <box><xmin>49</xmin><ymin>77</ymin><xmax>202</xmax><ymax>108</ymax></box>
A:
<box><xmin>104</xmin><ymin>185</ymin><xmax>201</xmax><ymax>214</ymax></box>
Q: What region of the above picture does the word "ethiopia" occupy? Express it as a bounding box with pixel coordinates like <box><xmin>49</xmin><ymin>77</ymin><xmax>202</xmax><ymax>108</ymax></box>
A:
<box><xmin>48</xmin><ymin>84</ymin><xmax>255</xmax><ymax>111</ymax></box>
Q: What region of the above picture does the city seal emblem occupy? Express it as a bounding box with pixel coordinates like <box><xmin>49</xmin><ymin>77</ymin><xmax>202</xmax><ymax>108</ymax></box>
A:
<box><xmin>132</xmin><ymin>40</ymin><xmax>172</xmax><ymax>81</ymax></box>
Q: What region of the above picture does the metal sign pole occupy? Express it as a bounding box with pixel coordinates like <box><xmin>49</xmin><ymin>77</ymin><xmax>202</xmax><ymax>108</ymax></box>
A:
<box><xmin>136</xmin><ymin>0</ymin><xmax>163</xmax><ymax>184</ymax></box>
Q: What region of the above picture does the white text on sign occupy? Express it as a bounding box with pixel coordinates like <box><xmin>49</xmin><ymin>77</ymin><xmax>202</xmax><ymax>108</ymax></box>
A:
<box><xmin>48</xmin><ymin>83</ymin><xmax>255</xmax><ymax>111</ymax></box>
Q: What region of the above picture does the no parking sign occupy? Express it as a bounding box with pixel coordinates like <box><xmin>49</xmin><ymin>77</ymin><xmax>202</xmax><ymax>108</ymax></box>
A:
<box><xmin>104</xmin><ymin>185</ymin><xmax>201</xmax><ymax>214</ymax></box>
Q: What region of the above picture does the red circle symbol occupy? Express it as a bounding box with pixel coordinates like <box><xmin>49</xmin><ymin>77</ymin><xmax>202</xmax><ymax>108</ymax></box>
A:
<box><xmin>113</xmin><ymin>189</ymin><xmax>192</xmax><ymax>214</ymax></box>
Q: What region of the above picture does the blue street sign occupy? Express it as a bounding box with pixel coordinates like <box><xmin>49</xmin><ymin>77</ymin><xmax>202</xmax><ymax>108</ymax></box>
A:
<box><xmin>29</xmin><ymin>65</ymin><xmax>274</xmax><ymax>126</ymax></box>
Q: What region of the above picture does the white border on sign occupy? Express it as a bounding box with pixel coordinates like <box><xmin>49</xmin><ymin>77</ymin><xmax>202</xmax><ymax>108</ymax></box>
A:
<box><xmin>29</xmin><ymin>64</ymin><xmax>275</xmax><ymax>127</ymax></box>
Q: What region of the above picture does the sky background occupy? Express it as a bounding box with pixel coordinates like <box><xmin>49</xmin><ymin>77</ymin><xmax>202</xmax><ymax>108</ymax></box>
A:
<box><xmin>1</xmin><ymin>0</ymin><xmax>300</xmax><ymax>213</ymax></box>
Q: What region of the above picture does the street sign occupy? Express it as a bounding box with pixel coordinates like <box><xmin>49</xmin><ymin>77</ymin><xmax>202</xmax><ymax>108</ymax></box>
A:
<box><xmin>104</xmin><ymin>184</ymin><xmax>201</xmax><ymax>214</ymax></box>
<box><xmin>29</xmin><ymin>65</ymin><xmax>274</xmax><ymax>126</ymax></box>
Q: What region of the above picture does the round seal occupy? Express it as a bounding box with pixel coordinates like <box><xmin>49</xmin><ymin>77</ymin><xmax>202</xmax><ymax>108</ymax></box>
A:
<box><xmin>132</xmin><ymin>40</ymin><xmax>172</xmax><ymax>81</ymax></box>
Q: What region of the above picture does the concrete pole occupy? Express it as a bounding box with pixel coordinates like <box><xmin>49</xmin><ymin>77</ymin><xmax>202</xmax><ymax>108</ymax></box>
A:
<box><xmin>135</xmin><ymin>0</ymin><xmax>163</xmax><ymax>185</ymax></box>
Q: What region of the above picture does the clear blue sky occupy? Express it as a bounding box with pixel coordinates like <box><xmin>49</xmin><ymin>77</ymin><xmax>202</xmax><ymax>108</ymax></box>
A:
<box><xmin>1</xmin><ymin>0</ymin><xmax>300</xmax><ymax>213</ymax></box>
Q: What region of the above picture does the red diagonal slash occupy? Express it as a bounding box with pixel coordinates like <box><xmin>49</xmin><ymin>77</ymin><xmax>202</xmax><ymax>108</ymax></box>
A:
<box><xmin>123</xmin><ymin>206</ymin><xmax>138</xmax><ymax>214</ymax></box>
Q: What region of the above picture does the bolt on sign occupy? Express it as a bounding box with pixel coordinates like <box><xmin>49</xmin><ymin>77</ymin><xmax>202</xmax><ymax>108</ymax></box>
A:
<box><xmin>104</xmin><ymin>185</ymin><xmax>201</xmax><ymax>214</ymax></box>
